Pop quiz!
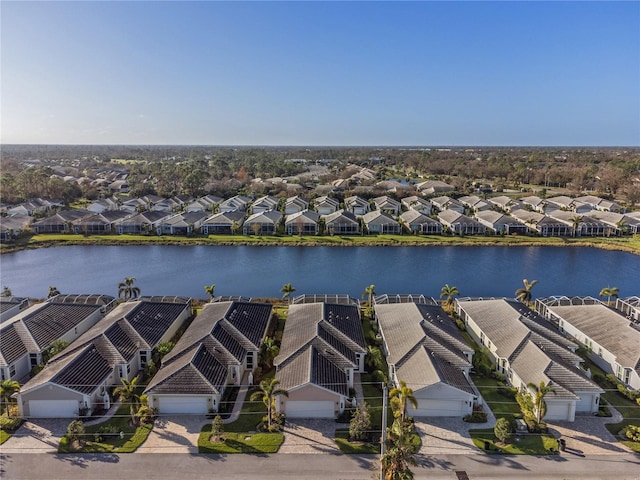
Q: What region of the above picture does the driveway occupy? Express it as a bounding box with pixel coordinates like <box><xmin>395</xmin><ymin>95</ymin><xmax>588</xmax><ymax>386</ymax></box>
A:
<box><xmin>1</xmin><ymin>418</ymin><xmax>67</xmax><ymax>454</ymax></box>
<box><xmin>137</xmin><ymin>415</ymin><xmax>205</xmax><ymax>453</ymax></box>
<box><xmin>279</xmin><ymin>419</ymin><xmax>342</xmax><ymax>454</ymax></box>
<box><xmin>414</xmin><ymin>413</ymin><xmax>494</xmax><ymax>456</ymax></box>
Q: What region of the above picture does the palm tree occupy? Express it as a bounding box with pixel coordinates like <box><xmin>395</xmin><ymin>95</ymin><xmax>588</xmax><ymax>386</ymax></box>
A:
<box><xmin>389</xmin><ymin>380</ymin><xmax>418</xmax><ymax>424</ymax></box>
<box><xmin>569</xmin><ymin>215</ymin><xmax>582</xmax><ymax>237</ymax></box>
<box><xmin>0</xmin><ymin>380</ymin><xmax>20</xmax><ymax>417</ymax></box>
<box><xmin>204</xmin><ymin>283</ymin><xmax>216</xmax><ymax>301</ymax></box>
<box><xmin>113</xmin><ymin>377</ymin><xmax>141</xmax><ymax>425</ymax></box>
<box><xmin>439</xmin><ymin>284</ymin><xmax>459</xmax><ymax>310</ymax></box>
<box><xmin>362</xmin><ymin>284</ymin><xmax>376</xmax><ymax>307</ymax></box>
<box><xmin>118</xmin><ymin>277</ymin><xmax>140</xmax><ymax>301</ymax></box>
<box><xmin>230</xmin><ymin>220</ymin><xmax>240</xmax><ymax>235</ymax></box>
<box><xmin>47</xmin><ymin>285</ymin><xmax>60</xmax><ymax>299</ymax></box>
<box><xmin>281</xmin><ymin>283</ymin><xmax>296</xmax><ymax>303</ymax></box>
<box><xmin>249</xmin><ymin>378</ymin><xmax>288</xmax><ymax>430</ymax></box>
<box><xmin>2</xmin><ymin>286</ymin><xmax>12</xmax><ymax>297</ymax></box>
<box><xmin>528</xmin><ymin>381</ymin><xmax>556</xmax><ymax>424</ymax></box>
<box><xmin>599</xmin><ymin>286</ymin><xmax>619</xmax><ymax>305</ymax></box>
<box><xmin>381</xmin><ymin>419</ymin><xmax>418</xmax><ymax>480</ymax></box>
<box><xmin>515</xmin><ymin>279</ymin><xmax>538</xmax><ymax>306</ymax></box>
<box><xmin>261</xmin><ymin>337</ymin><xmax>280</xmax><ymax>369</ymax></box>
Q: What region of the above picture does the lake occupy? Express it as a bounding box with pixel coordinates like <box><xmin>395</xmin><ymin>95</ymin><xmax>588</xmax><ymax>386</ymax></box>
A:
<box><xmin>1</xmin><ymin>245</ymin><xmax>638</xmax><ymax>300</ymax></box>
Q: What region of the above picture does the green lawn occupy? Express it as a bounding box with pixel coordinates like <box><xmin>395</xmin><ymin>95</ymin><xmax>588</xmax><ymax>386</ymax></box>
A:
<box><xmin>472</xmin><ymin>376</ymin><xmax>521</xmax><ymax>419</ymax></box>
<box><xmin>58</xmin><ymin>404</ymin><xmax>153</xmax><ymax>453</ymax></box>
<box><xmin>335</xmin><ymin>428</ymin><xmax>380</xmax><ymax>454</ymax></box>
<box><xmin>198</xmin><ymin>425</ymin><xmax>283</xmax><ymax>454</ymax></box>
<box><xmin>223</xmin><ymin>387</ymin><xmax>267</xmax><ymax>433</ymax></box>
<box><xmin>469</xmin><ymin>428</ymin><xmax>558</xmax><ymax>455</ymax></box>
<box><xmin>0</xmin><ymin>430</ymin><xmax>10</xmax><ymax>444</ymax></box>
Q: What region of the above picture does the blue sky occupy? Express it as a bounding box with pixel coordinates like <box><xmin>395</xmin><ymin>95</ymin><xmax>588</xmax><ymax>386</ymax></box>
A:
<box><xmin>2</xmin><ymin>1</ymin><xmax>639</xmax><ymax>146</ymax></box>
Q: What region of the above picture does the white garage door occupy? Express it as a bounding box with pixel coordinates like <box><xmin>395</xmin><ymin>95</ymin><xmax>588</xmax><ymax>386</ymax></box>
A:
<box><xmin>286</xmin><ymin>401</ymin><xmax>334</xmax><ymax>418</ymax></box>
<box><xmin>575</xmin><ymin>394</ymin><xmax>594</xmax><ymax>412</ymax></box>
<box><xmin>158</xmin><ymin>396</ymin><xmax>209</xmax><ymax>414</ymax></box>
<box><xmin>29</xmin><ymin>400</ymin><xmax>78</xmax><ymax>418</ymax></box>
<box><xmin>545</xmin><ymin>402</ymin><xmax>571</xmax><ymax>421</ymax></box>
<box><xmin>410</xmin><ymin>399</ymin><xmax>465</xmax><ymax>417</ymax></box>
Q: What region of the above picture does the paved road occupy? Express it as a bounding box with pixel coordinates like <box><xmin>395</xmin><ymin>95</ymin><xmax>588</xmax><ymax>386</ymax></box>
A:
<box><xmin>2</xmin><ymin>452</ymin><xmax>639</xmax><ymax>480</ymax></box>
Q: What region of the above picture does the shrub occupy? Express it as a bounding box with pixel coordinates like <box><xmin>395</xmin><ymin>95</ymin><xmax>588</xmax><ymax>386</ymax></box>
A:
<box><xmin>592</xmin><ymin>372</ymin><xmax>605</xmax><ymax>385</ymax></box>
<box><xmin>463</xmin><ymin>412</ymin><xmax>487</xmax><ymax>423</ymax></box>
<box><xmin>66</xmin><ymin>420</ymin><xmax>85</xmax><ymax>445</ymax></box>
<box><xmin>349</xmin><ymin>403</ymin><xmax>371</xmax><ymax>441</ymax></box>
<box><xmin>210</xmin><ymin>415</ymin><xmax>224</xmax><ymax>442</ymax></box>
<box><xmin>0</xmin><ymin>415</ymin><xmax>22</xmax><ymax>432</ymax></box>
<box><xmin>494</xmin><ymin>417</ymin><xmax>513</xmax><ymax>444</ymax></box>
<box><xmin>93</xmin><ymin>424</ymin><xmax>119</xmax><ymax>442</ymax></box>
<box><xmin>491</xmin><ymin>371</ymin><xmax>506</xmax><ymax>383</ymax></box>
<box><xmin>624</xmin><ymin>425</ymin><xmax>640</xmax><ymax>442</ymax></box>
<box><xmin>617</xmin><ymin>383</ymin><xmax>640</xmax><ymax>402</ymax></box>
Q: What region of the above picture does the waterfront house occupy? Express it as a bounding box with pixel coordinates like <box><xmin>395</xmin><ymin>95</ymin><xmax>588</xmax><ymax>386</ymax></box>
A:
<box><xmin>546</xmin><ymin>196</ymin><xmax>592</xmax><ymax>214</ymax></box>
<box><xmin>372</xmin><ymin>196</ymin><xmax>402</xmax><ymax>215</ymax></box>
<box><xmin>322</xmin><ymin>210</ymin><xmax>360</xmax><ymax>235</ymax></box>
<box><xmin>456</xmin><ymin>298</ymin><xmax>603</xmax><ymax>421</ymax></box>
<box><xmin>375</xmin><ymin>302</ymin><xmax>478</xmax><ymax>417</ymax></box>
<box><xmin>537</xmin><ymin>297</ymin><xmax>640</xmax><ymax>391</ymax></box>
<box><xmin>1</xmin><ymin>295</ymin><xmax>115</xmax><ymax>382</ymax></box>
<box><xmin>156</xmin><ymin>211</ymin><xmax>208</xmax><ymax>235</ymax></box>
<box><xmin>0</xmin><ymin>215</ymin><xmax>32</xmax><ymax>242</ymax></box>
<box><xmin>616</xmin><ymin>296</ymin><xmax>640</xmax><ymax>321</ymax></box>
<box><xmin>400</xmin><ymin>210</ymin><xmax>442</xmax><ymax>234</ymax></box>
<box><xmin>519</xmin><ymin>196</ymin><xmax>552</xmax><ymax>214</ymax></box>
<box><xmin>32</xmin><ymin>210</ymin><xmax>90</xmax><ymax>234</ymax></box>
<box><xmin>438</xmin><ymin>210</ymin><xmax>486</xmax><ymax>235</ymax></box>
<box><xmin>344</xmin><ymin>195</ymin><xmax>370</xmax><ymax>215</ymax></box>
<box><xmin>312</xmin><ymin>196</ymin><xmax>339</xmax><ymax>215</ymax></box>
<box><xmin>201</xmin><ymin>210</ymin><xmax>246</xmax><ymax>235</ymax></box>
<box><xmin>87</xmin><ymin>197</ymin><xmax>120</xmax><ymax>214</ymax></box>
<box><xmin>284</xmin><ymin>196</ymin><xmax>309</xmax><ymax>215</ymax></box>
<box><xmin>547</xmin><ymin>211</ymin><xmax>608</xmax><ymax>236</ymax></box>
<box><xmin>145</xmin><ymin>301</ymin><xmax>272</xmax><ymax>414</ymax></box>
<box><xmin>219</xmin><ymin>195</ymin><xmax>252</xmax><ymax>213</ymax></box>
<box><xmin>116</xmin><ymin>211</ymin><xmax>171</xmax><ymax>235</ymax></box>
<box><xmin>509</xmin><ymin>208</ymin><xmax>572</xmax><ymax>237</ymax></box>
<box><xmin>17</xmin><ymin>297</ymin><xmax>191</xmax><ymax>417</ymax></box>
<box><xmin>585</xmin><ymin>211</ymin><xmax>640</xmax><ymax>235</ymax></box>
<box><xmin>243</xmin><ymin>210</ymin><xmax>282</xmax><ymax>235</ymax></box>
<box><xmin>285</xmin><ymin>210</ymin><xmax>320</xmax><ymax>235</ymax></box>
<box><xmin>72</xmin><ymin>211</ymin><xmax>130</xmax><ymax>235</ymax></box>
<box><xmin>474</xmin><ymin>210</ymin><xmax>528</xmax><ymax>234</ymax></box>
<box><xmin>274</xmin><ymin>302</ymin><xmax>366</xmax><ymax>418</ymax></box>
<box><xmin>361</xmin><ymin>210</ymin><xmax>401</xmax><ymax>234</ymax></box>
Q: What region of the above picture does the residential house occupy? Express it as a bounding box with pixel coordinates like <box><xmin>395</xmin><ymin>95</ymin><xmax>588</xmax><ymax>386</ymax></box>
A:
<box><xmin>87</xmin><ymin>197</ymin><xmax>120</xmax><ymax>214</ymax></box>
<box><xmin>284</xmin><ymin>196</ymin><xmax>309</xmax><ymax>215</ymax></box>
<box><xmin>438</xmin><ymin>210</ymin><xmax>486</xmax><ymax>235</ymax></box>
<box><xmin>400</xmin><ymin>210</ymin><xmax>442</xmax><ymax>234</ymax></box>
<box><xmin>546</xmin><ymin>196</ymin><xmax>592</xmax><ymax>214</ymax></box>
<box><xmin>488</xmin><ymin>196</ymin><xmax>523</xmax><ymax>212</ymax></box>
<box><xmin>145</xmin><ymin>301</ymin><xmax>273</xmax><ymax>414</ymax></box>
<box><xmin>474</xmin><ymin>211</ymin><xmax>528</xmax><ymax>234</ymax></box>
<box><xmin>202</xmin><ymin>210</ymin><xmax>246</xmax><ymax>235</ymax></box>
<box><xmin>456</xmin><ymin>298</ymin><xmax>603</xmax><ymax>421</ymax></box>
<box><xmin>416</xmin><ymin>180</ymin><xmax>454</xmax><ymax>195</ymax></box>
<box><xmin>375</xmin><ymin>302</ymin><xmax>478</xmax><ymax>417</ymax></box>
<box><xmin>285</xmin><ymin>210</ymin><xmax>319</xmax><ymax>235</ymax></box>
<box><xmin>519</xmin><ymin>196</ymin><xmax>553</xmax><ymax>214</ymax></box>
<box><xmin>344</xmin><ymin>195</ymin><xmax>370</xmax><ymax>215</ymax></box>
<box><xmin>0</xmin><ymin>296</ymin><xmax>29</xmax><ymax>323</ymax></box>
<box><xmin>219</xmin><ymin>195</ymin><xmax>252</xmax><ymax>213</ymax></box>
<box><xmin>361</xmin><ymin>210</ymin><xmax>401</xmax><ymax>234</ymax></box>
<box><xmin>8</xmin><ymin>198</ymin><xmax>60</xmax><ymax>217</ymax></box>
<box><xmin>243</xmin><ymin>210</ymin><xmax>282</xmax><ymax>235</ymax></box>
<box><xmin>616</xmin><ymin>296</ymin><xmax>640</xmax><ymax>321</ymax></box>
<box><xmin>0</xmin><ymin>215</ymin><xmax>32</xmax><ymax>242</ymax></box>
<box><xmin>274</xmin><ymin>302</ymin><xmax>366</xmax><ymax>418</ymax></box>
<box><xmin>375</xmin><ymin>180</ymin><xmax>412</xmax><ymax>194</ymax></box>
<box><xmin>156</xmin><ymin>212</ymin><xmax>208</xmax><ymax>235</ymax></box>
<box><xmin>585</xmin><ymin>211</ymin><xmax>640</xmax><ymax>235</ymax></box>
<box><xmin>322</xmin><ymin>210</ymin><xmax>360</xmax><ymax>235</ymax></box>
<box><xmin>431</xmin><ymin>196</ymin><xmax>464</xmax><ymax>214</ymax></box>
<box><xmin>510</xmin><ymin>209</ymin><xmax>572</xmax><ymax>237</ymax></box>
<box><xmin>72</xmin><ymin>211</ymin><xmax>130</xmax><ymax>235</ymax></box>
<box><xmin>575</xmin><ymin>196</ymin><xmax>622</xmax><ymax>213</ymax></box>
<box><xmin>107</xmin><ymin>180</ymin><xmax>130</xmax><ymax>193</ymax></box>
<box><xmin>537</xmin><ymin>297</ymin><xmax>640</xmax><ymax>391</ymax></box>
<box><xmin>120</xmin><ymin>198</ymin><xmax>148</xmax><ymax>214</ymax></box>
<box><xmin>1</xmin><ymin>295</ymin><xmax>115</xmax><ymax>382</ymax></box>
<box><xmin>185</xmin><ymin>195</ymin><xmax>223</xmax><ymax>213</ymax></box>
<box><xmin>250</xmin><ymin>195</ymin><xmax>280</xmax><ymax>214</ymax></box>
<box><xmin>17</xmin><ymin>298</ymin><xmax>191</xmax><ymax>417</ymax></box>
<box><xmin>401</xmin><ymin>196</ymin><xmax>432</xmax><ymax>214</ymax></box>
<box><xmin>32</xmin><ymin>210</ymin><xmax>90</xmax><ymax>234</ymax></box>
<box><xmin>458</xmin><ymin>195</ymin><xmax>492</xmax><ymax>213</ymax></box>
<box><xmin>547</xmin><ymin>211</ymin><xmax>608</xmax><ymax>236</ymax></box>
<box><xmin>372</xmin><ymin>196</ymin><xmax>402</xmax><ymax>215</ymax></box>
<box><xmin>116</xmin><ymin>211</ymin><xmax>171</xmax><ymax>234</ymax></box>
<box><xmin>312</xmin><ymin>196</ymin><xmax>339</xmax><ymax>215</ymax></box>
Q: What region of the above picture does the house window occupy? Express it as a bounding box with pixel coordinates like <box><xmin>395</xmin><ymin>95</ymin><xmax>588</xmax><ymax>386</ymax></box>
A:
<box><xmin>246</xmin><ymin>353</ymin><xmax>254</xmax><ymax>369</ymax></box>
<box><xmin>480</xmin><ymin>332</ymin><xmax>485</xmax><ymax>346</ymax></box>
<box><xmin>0</xmin><ymin>369</ymin><xmax>5</xmax><ymax>381</ymax></box>
<box><xmin>9</xmin><ymin>365</ymin><xmax>16</xmax><ymax>377</ymax></box>
<box><xmin>140</xmin><ymin>351</ymin><xmax>148</xmax><ymax>367</ymax></box>
<box><xmin>30</xmin><ymin>353</ymin><xmax>39</xmax><ymax>367</ymax></box>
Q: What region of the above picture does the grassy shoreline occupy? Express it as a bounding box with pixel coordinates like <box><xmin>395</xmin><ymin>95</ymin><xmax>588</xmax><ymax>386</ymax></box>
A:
<box><xmin>2</xmin><ymin>233</ymin><xmax>639</xmax><ymax>255</ymax></box>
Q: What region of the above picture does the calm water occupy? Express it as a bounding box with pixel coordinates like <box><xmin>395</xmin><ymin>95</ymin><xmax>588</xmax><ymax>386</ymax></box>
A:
<box><xmin>1</xmin><ymin>245</ymin><xmax>638</xmax><ymax>300</ymax></box>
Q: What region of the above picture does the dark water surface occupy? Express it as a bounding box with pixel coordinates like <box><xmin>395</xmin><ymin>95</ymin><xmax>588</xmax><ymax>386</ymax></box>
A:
<box><xmin>1</xmin><ymin>245</ymin><xmax>638</xmax><ymax>299</ymax></box>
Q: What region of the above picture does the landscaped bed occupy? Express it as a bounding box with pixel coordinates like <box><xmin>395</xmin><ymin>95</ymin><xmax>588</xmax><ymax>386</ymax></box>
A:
<box><xmin>58</xmin><ymin>404</ymin><xmax>153</xmax><ymax>453</ymax></box>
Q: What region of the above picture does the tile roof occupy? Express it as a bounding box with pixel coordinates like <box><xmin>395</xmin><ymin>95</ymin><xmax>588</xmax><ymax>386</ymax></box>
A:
<box><xmin>52</xmin><ymin>344</ymin><xmax>113</xmax><ymax>395</ymax></box>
